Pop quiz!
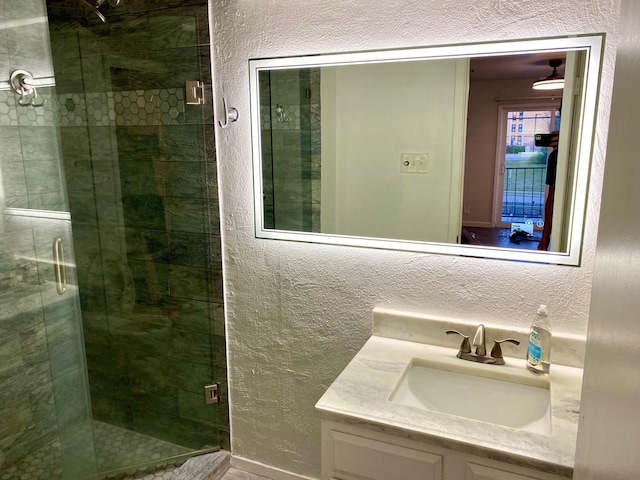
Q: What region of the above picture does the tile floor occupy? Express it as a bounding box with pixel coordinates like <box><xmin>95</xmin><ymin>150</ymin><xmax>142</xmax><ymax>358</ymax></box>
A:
<box><xmin>0</xmin><ymin>422</ymin><xmax>262</xmax><ymax>480</ymax></box>
<box><xmin>120</xmin><ymin>466</ymin><xmax>268</xmax><ymax>480</ymax></box>
<box><xmin>0</xmin><ymin>421</ymin><xmax>193</xmax><ymax>480</ymax></box>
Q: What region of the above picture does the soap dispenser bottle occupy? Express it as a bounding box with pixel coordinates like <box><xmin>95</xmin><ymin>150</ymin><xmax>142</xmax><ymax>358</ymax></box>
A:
<box><xmin>527</xmin><ymin>304</ymin><xmax>552</xmax><ymax>375</ymax></box>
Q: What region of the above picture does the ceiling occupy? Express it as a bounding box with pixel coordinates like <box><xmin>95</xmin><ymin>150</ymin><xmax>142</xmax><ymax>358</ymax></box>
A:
<box><xmin>469</xmin><ymin>51</ymin><xmax>567</xmax><ymax>81</ymax></box>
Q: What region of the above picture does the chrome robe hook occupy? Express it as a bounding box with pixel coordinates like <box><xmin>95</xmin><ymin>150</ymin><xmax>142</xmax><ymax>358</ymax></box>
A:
<box><xmin>218</xmin><ymin>97</ymin><xmax>239</xmax><ymax>128</ymax></box>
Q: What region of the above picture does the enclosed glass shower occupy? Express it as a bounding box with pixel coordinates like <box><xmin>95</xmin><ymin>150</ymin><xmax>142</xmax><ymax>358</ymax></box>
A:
<box><xmin>0</xmin><ymin>0</ymin><xmax>226</xmax><ymax>478</ymax></box>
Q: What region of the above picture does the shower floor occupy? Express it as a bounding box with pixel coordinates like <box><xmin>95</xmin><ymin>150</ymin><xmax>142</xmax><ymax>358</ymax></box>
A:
<box><xmin>1</xmin><ymin>421</ymin><xmax>192</xmax><ymax>480</ymax></box>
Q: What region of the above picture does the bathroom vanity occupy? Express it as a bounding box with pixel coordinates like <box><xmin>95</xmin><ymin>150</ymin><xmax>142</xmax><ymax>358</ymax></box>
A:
<box><xmin>315</xmin><ymin>309</ymin><xmax>584</xmax><ymax>480</ymax></box>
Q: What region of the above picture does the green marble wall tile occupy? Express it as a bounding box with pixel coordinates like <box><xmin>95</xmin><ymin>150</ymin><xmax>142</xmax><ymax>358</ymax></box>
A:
<box><xmin>116</xmin><ymin>127</ymin><xmax>160</xmax><ymax>154</ymax></box>
<box><xmin>130</xmin><ymin>402</ymin><xmax>212</xmax><ymax>450</ymax></box>
<box><xmin>163</xmin><ymin>196</ymin><xmax>207</xmax><ymax>234</ymax></box>
<box><xmin>105</xmin><ymin>47</ymin><xmax>199</xmax><ymax>91</ymax></box>
<box><xmin>166</xmin><ymin>297</ymin><xmax>211</xmax><ymax>334</ymax></box>
<box><xmin>67</xmin><ymin>189</ymin><xmax>99</xmax><ymax>224</ymax></box>
<box><xmin>122</xmin><ymin>194</ymin><xmax>166</xmax><ymax>230</ymax></box>
<box><xmin>44</xmin><ymin>299</ymin><xmax>85</xmax><ymax>381</ymax></box>
<box><xmin>124</xmin><ymin>228</ymin><xmax>170</xmax><ymax>264</ymax></box>
<box><xmin>1</xmin><ymin>160</ymin><xmax>28</xmax><ymax>199</ymax></box>
<box><xmin>0</xmin><ymin>400</ymin><xmax>38</xmax><ymax>464</ymax></box>
<box><xmin>53</xmin><ymin>375</ymin><xmax>95</xmax><ymax>477</ymax></box>
<box><xmin>85</xmin><ymin>341</ymin><xmax>130</xmax><ymax>379</ymax></box>
<box><xmin>80</xmin><ymin>312</ymin><xmax>109</xmax><ymax>346</ymax></box>
<box><xmin>49</xmin><ymin>54</ymin><xmax>84</xmax><ymax>94</ymax></box>
<box><xmin>1</xmin><ymin>128</ymin><xmax>28</xmax><ymax>207</ymax></box>
<box><xmin>108</xmin><ymin>315</ymin><xmax>172</xmax><ymax>357</ymax></box>
<box><xmin>88</xmin><ymin>126</ymin><xmax>119</xmax><ymax>162</ymax></box>
<box><xmin>273</xmin><ymin>179</ymin><xmax>311</xmax><ymax>204</ymax></box>
<box><xmin>51</xmin><ymin>367</ymin><xmax>91</xmax><ymax>434</ymax></box>
<box><xmin>162</xmin><ymin>161</ymin><xmax>206</xmax><ymax>198</ymax></box>
<box><xmin>118</xmin><ymin>156</ymin><xmax>165</xmax><ymax>196</ymax></box>
<box><xmin>0</xmin><ymin>29</ymin><xmax>9</xmax><ymax>76</ymax></box>
<box><xmin>211</xmin><ymin>334</ymin><xmax>227</xmax><ymax>369</ymax></box>
<box><xmin>80</xmin><ymin>55</ymin><xmax>109</xmax><ymax>94</ymax></box>
<box><xmin>0</xmin><ymin>127</ymin><xmax>23</xmax><ymax>159</ymax></box>
<box><xmin>90</xmin><ymin>393</ymin><xmax>131</xmax><ymax>427</ymax></box>
<box><xmin>171</xmin><ymin>328</ymin><xmax>211</xmax><ymax>364</ymax></box>
<box><xmin>47</xmin><ymin>17</ymin><xmax>82</xmax><ymax>62</ymax></box>
<box><xmin>168</xmin><ymin>231</ymin><xmax>211</xmax><ymax>268</ymax></box>
<box><xmin>63</xmin><ymin>159</ymin><xmax>95</xmax><ymax>198</ymax></box>
<box><xmin>163</xmin><ymin>297</ymin><xmax>222</xmax><ymax>335</ymax></box>
<box><xmin>167</xmin><ymin>358</ymin><xmax>213</xmax><ymax>394</ymax></box>
<box><xmin>126</xmin><ymin>259</ymin><xmax>170</xmax><ymax>304</ymax></box>
<box><xmin>59</xmin><ymin>127</ymin><xmax>91</xmax><ymax>161</ymax></box>
<box><xmin>169</xmin><ymin>264</ymin><xmax>212</xmax><ymax>302</ymax></box>
<box><xmin>25</xmin><ymin>160</ymin><xmax>65</xmax><ymax>195</ymax></box>
<box><xmin>183</xmin><ymin>94</ymin><xmax>214</xmax><ymax>126</ymax></box>
<box><xmin>6</xmin><ymin>19</ymin><xmax>53</xmax><ymax>80</ymax></box>
<box><xmin>177</xmin><ymin>390</ymin><xmax>217</xmax><ymax>426</ymax></box>
<box><xmin>19</xmin><ymin>322</ymin><xmax>50</xmax><ymax>369</ymax></box>
<box><xmin>2</xmin><ymin>0</ymin><xmax>45</xmax><ymax>20</ymax></box>
<box><xmin>0</xmin><ymin>332</ymin><xmax>23</xmax><ymax>374</ymax></box>
<box><xmin>156</xmin><ymin>125</ymin><xmax>205</xmax><ymax>160</ymax></box>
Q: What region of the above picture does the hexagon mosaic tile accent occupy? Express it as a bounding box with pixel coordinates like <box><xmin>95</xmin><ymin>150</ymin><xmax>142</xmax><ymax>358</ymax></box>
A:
<box><xmin>0</xmin><ymin>88</ymin><xmax>186</xmax><ymax>128</ymax></box>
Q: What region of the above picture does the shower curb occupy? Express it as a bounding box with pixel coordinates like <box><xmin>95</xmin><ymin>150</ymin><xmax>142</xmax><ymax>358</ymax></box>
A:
<box><xmin>172</xmin><ymin>450</ymin><xmax>230</xmax><ymax>480</ymax></box>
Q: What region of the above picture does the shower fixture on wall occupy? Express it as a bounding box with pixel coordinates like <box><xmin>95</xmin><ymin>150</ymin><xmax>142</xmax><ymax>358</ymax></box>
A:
<box><xmin>67</xmin><ymin>0</ymin><xmax>122</xmax><ymax>25</ymax></box>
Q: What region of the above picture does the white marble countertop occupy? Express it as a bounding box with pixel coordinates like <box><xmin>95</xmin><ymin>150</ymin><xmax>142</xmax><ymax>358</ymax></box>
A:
<box><xmin>315</xmin><ymin>335</ymin><xmax>582</xmax><ymax>477</ymax></box>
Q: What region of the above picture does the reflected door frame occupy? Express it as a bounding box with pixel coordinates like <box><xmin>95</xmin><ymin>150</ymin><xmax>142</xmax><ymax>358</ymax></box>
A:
<box><xmin>492</xmin><ymin>103</ymin><xmax>561</xmax><ymax>229</ymax></box>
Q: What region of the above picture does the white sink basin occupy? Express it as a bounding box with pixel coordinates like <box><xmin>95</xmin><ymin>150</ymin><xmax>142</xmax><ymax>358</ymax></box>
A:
<box><xmin>389</xmin><ymin>360</ymin><xmax>552</xmax><ymax>435</ymax></box>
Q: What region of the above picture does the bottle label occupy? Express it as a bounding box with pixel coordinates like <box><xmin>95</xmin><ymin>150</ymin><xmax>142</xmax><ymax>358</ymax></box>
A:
<box><xmin>528</xmin><ymin>331</ymin><xmax>542</xmax><ymax>364</ymax></box>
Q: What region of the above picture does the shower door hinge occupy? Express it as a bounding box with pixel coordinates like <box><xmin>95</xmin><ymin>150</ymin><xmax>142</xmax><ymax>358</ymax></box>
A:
<box><xmin>186</xmin><ymin>80</ymin><xmax>205</xmax><ymax>105</ymax></box>
<box><xmin>204</xmin><ymin>383</ymin><xmax>220</xmax><ymax>404</ymax></box>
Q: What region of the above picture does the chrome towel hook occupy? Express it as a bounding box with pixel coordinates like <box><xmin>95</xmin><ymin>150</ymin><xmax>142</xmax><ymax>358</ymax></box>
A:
<box><xmin>218</xmin><ymin>97</ymin><xmax>239</xmax><ymax>128</ymax></box>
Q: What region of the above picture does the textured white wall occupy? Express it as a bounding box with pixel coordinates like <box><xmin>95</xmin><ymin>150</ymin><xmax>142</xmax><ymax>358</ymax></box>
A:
<box><xmin>209</xmin><ymin>1</ymin><xmax>620</xmax><ymax>477</ymax></box>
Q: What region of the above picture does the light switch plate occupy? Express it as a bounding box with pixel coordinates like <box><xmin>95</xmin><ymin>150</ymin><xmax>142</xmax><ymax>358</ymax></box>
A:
<box><xmin>400</xmin><ymin>153</ymin><xmax>428</xmax><ymax>174</ymax></box>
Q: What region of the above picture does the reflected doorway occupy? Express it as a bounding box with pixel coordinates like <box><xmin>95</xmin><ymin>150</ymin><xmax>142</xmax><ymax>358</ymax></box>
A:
<box><xmin>493</xmin><ymin>106</ymin><xmax>561</xmax><ymax>229</ymax></box>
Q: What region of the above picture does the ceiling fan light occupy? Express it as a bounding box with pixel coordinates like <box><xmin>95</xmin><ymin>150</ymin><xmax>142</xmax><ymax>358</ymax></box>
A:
<box><xmin>532</xmin><ymin>77</ymin><xmax>565</xmax><ymax>90</ymax></box>
<box><xmin>533</xmin><ymin>59</ymin><xmax>565</xmax><ymax>90</ymax></box>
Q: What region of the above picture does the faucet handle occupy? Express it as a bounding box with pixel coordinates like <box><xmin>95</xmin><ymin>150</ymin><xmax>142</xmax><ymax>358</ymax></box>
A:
<box><xmin>446</xmin><ymin>330</ymin><xmax>471</xmax><ymax>353</ymax></box>
<box><xmin>490</xmin><ymin>338</ymin><xmax>520</xmax><ymax>359</ymax></box>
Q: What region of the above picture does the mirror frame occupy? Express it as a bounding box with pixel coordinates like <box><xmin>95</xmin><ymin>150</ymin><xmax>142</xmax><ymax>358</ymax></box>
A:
<box><xmin>249</xmin><ymin>35</ymin><xmax>604</xmax><ymax>266</ymax></box>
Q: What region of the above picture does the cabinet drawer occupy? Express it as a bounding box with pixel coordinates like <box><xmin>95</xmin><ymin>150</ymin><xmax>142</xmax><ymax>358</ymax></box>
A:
<box><xmin>330</xmin><ymin>430</ymin><xmax>442</xmax><ymax>480</ymax></box>
<box><xmin>466</xmin><ymin>462</ymin><xmax>552</xmax><ymax>480</ymax></box>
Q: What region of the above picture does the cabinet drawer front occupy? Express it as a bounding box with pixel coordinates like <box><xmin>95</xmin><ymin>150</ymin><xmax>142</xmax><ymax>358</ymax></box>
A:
<box><xmin>466</xmin><ymin>462</ymin><xmax>548</xmax><ymax>480</ymax></box>
<box><xmin>331</xmin><ymin>431</ymin><xmax>442</xmax><ymax>480</ymax></box>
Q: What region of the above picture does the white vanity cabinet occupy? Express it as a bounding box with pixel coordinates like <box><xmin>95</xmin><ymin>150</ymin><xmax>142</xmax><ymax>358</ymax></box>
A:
<box><xmin>321</xmin><ymin>421</ymin><xmax>569</xmax><ymax>480</ymax></box>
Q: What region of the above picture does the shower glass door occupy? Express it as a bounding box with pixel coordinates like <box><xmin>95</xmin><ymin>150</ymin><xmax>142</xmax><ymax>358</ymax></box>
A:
<box><xmin>0</xmin><ymin>1</ymin><xmax>97</xmax><ymax>478</ymax></box>
<box><xmin>1</xmin><ymin>0</ymin><xmax>225</xmax><ymax>478</ymax></box>
<box><xmin>45</xmin><ymin>0</ymin><xmax>225</xmax><ymax>475</ymax></box>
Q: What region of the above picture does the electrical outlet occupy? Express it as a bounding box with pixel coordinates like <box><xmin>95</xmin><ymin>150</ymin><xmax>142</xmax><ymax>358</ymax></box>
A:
<box><xmin>400</xmin><ymin>153</ymin><xmax>428</xmax><ymax>174</ymax></box>
<box><xmin>464</xmin><ymin>205</ymin><xmax>471</xmax><ymax>214</ymax></box>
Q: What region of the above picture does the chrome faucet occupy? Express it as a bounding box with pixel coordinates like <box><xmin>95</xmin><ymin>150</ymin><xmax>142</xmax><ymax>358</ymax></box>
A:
<box><xmin>446</xmin><ymin>324</ymin><xmax>520</xmax><ymax>365</ymax></box>
<box><xmin>472</xmin><ymin>324</ymin><xmax>486</xmax><ymax>356</ymax></box>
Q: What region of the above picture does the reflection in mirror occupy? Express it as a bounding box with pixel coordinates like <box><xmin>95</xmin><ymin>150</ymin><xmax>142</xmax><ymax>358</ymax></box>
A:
<box><xmin>250</xmin><ymin>36</ymin><xmax>603</xmax><ymax>265</ymax></box>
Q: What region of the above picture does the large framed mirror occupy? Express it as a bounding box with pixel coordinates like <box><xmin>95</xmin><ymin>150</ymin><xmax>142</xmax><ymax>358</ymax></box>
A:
<box><xmin>249</xmin><ymin>35</ymin><xmax>603</xmax><ymax>265</ymax></box>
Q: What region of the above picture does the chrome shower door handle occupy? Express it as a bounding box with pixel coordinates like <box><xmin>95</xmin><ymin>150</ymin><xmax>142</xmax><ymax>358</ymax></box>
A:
<box><xmin>53</xmin><ymin>237</ymin><xmax>67</xmax><ymax>295</ymax></box>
